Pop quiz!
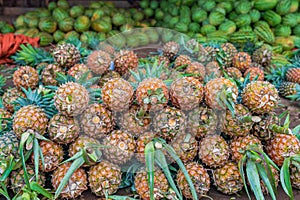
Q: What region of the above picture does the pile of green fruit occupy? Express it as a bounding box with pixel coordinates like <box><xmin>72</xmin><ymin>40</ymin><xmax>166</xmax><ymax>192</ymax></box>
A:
<box><xmin>0</xmin><ymin>21</ymin><xmax>15</xmax><ymax>34</ymax></box>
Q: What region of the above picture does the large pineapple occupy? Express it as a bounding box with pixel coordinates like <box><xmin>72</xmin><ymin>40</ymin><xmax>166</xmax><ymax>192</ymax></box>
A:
<box><xmin>244</xmin><ymin>67</ymin><xmax>265</xmax><ymax>81</ymax></box>
<box><xmin>113</xmin><ymin>50</ymin><xmax>138</xmax><ymax>75</ymax></box>
<box><xmin>80</xmin><ymin>103</ymin><xmax>114</xmax><ymax>139</ymax></box>
<box><xmin>135</xmin><ymin>132</ymin><xmax>156</xmax><ymax>163</ymax></box>
<box><xmin>221</xmin><ymin>42</ymin><xmax>238</xmax><ymax>68</ymax></box>
<box><xmin>232</xmin><ymin>52</ymin><xmax>251</xmax><ymax>72</ymax></box>
<box><xmin>251</xmin><ymin>112</ymin><xmax>279</xmax><ymax>141</ymax></box>
<box><xmin>213</xmin><ymin>162</ymin><xmax>243</xmax><ymax>195</ymax></box>
<box><xmin>252</xmin><ymin>46</ymin><xmax>273</xmax><ymax>68</ymax></box>
<box><xmin>185</xmin><ymin>62</ymin><xmax>206</xmax><ymax>83</ymax></box>
<box><xmin>13</xmin><ymin>66</ymin><xmax>39</xmax><ymax>90</ymax></box>
<box><xmin>51</xmin><ymin>162</ymin><xmax>88</xmax><ymax>199</ymax></box>
<box><xmin>174</xmin><ymin>55</ymin><xmax>192</xmax><ymax>71</ymax></box>
<box><xmin>286</xmin><ymin>68</ymin><xmax>300</xmax><ymax>84</ymax></box>
<box><xmin>205</xmin><ymin>61</ymin><xmax>222</xmax><ymax>78</ymax></box>
<box><xmin>87</xmin><ymin>50</ymin><xmax>112</xmax><ymax>75</ymax></box>
<box><xmin>102</xmin><ymin>130</ymin><xmax>136</xmax><ymax>165</ymax></box>
<box><xmin>135</xmin><ymin>168</ymin><xmax>169</xmax><ymax>200</ymax></box>
<box><xmin>48</xmin><ymin>113</ymin><xmax>80</xmax><ymax>144</ymax></box>
<box><xmin>2</xmin><ymin>88</ymin><xmax>25</xmax><ymax>112</ymax></box>
<box><xmin>199</xmin><ymin>134</ymin><xmax>230</xmax><ymax>168</ymax></box>
<box><xmin>42</xmin><ymin>64</ymin><xmax>65</xmax><ymax>86</ymax></box>
<box><xmin>88</xmin><ymin>160</ymin><xmax>122</xmax><ymax>197</ymax></box>
<box><xmin>162</xmin><ymin>41</ymin><xmax>179</xmax><ymax>60</ymax></box>
<box><xmin>102</xmin><ymin>78</ymin><xmax>134</xmax><ymax>112</ymax></box>
<box><xmin>54</xmin><ymin>82</ymin><xmax>89</xmax><ymax>116</ymax></box>
<box><xmin>98</xmin><ymin>70</ymin><xmax>121</xmax><ymax>87</ymax></box>
<box><xmin>68</xmin><ymin>63</ymin><xmax>93</xmax><ymax>80</ymax></box>
<box><xmin>53</xmin><ymin>43</ymin><xmax>81</xmax><ymax>68</ymax></box>
<box><xmin>176</xmin><ymin>162</ymin><xmax>210</xmax><ymax>199</ymax></box>
<box><xmin>242</xmin><ymin>81</ymin><xmax>279</xmax><ymax>114</ymax></box>
<box><xmin>225</xmin><ymin>67</ymin><xmax>243</xmax><ymax>79</ymax></box>
<box><xmin>170</xmin><ymin>77</ymin><xmax>204</xmax><ymax>111</ymax></box>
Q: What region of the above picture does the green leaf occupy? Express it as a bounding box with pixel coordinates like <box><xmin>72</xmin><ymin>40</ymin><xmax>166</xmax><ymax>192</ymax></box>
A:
<box><xmin>239</xmin><ymin>155</ymin><xmax>251</xmax><ymax>200</ymax></box>
<box><xmin>280</xmin><ymin>158</ymin><xmax>294</xmax><ymax>200</ymax></box>
<box><xmin>0</xmin><ymin>156</ymin><xmax>14</xmax><ymax>181</ymax></box>
<box><xmin>256</xmin><ymin>163</ymin><xmax>277</xmax><ymax>200</ymax></box>
<box><xmin>30</xmin><ymin>181</ymin><xmax>53</xmax><ymax>199</ymax></box>
<box><xmin>33</xmin><ymin>138</ymin><xmax>40</xmax><ymax>181</ymax></box>
<box><xmin>144</xmin><ymin>141</ymin><xmax>155</xmax><ymax>200</ymax></box>
<box><xmin>20</xmin><ymin>133</ymin><xmax>32</xmax><ymax>193</ymax></box>
<box><xmin>108</xmin><ymin>195</ymin><xmax>138</xmax><ymax>200</ymax></box>
<box><xmin>246</xmin><ymin>160</ymin><xmax>264</xmax><ymax>200</ymax></box>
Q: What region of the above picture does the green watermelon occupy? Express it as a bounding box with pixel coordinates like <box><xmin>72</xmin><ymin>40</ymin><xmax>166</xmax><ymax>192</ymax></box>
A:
<box><xmin>53</xmin><ymin>30</ymin><xmax>65</xmax><ymax>43</ymax></box>
<box><xmin>219</xmin><ymin>20</ymin><xmax>236</xmax><ymax>34</ymax></box>
<box><xmin>202</xmin><ymin>0</ymin><xmax>216</xmax><ymax>12</ymax></box>
<box><xmin>84</xmin><ymin>9</ymin><xmax>95</xmax><ymax>18</ymax></box>
<box><xmin>234</xmin><ymin>14</ymin><xmax>251</xmax><ymax>27</ymax></box>
<box><xmin>52</xmin><ymin>7</ymin><xmax>69</xmax><ymax>22</ymax></box>
<box><xmin>91</xmin><ymin>9</ymin><xmax>105</xmax><ymax>21</ymax></box>
<box><xmin>209</xmin><ymin>11</ymin><xmax>225</xmax><ymax>26</ymax></box>
<box><xmin>276</xmin><ymin>0</ymin><xmax>292</xmax><ymax>15</ymax></box>
<box><xmin>275</xmin><ymin>25</ymin><xmax>292</xmax><ymax>37</ymax></box>
<box><xmin>192</xmin><ymin>9</ymin><xmax>207</xmax><ymax>23</ymax></box>
<box><xmin>48</xmin><ymin>1</ymin><xmax>57</xmax><ymax>11</ymax></box>
<box><xmin>57</xmin><ymin>0</ymin><xmax>69</xmax><ymax>9</ymax></box>
<box><xmin>14</xmin><ymin>15</ymin><xmax>27</xmax><ymax>29</ymax></box>
<box><xmin>24</xmin><ymin>16</ymin><xmax>39</xmax><ymax>28</ymax></box>
<box><xmin>64</xmin><ymin>31</ymin><xmax>80</xmax><ymax>40</ymax></box>
<box><xmin>200</xmin><ymin>24</ymin><xmax>216</xmax><ymax>35</ymax></box>
<box><xmin>145</xmin><ymin>28</ymin><xmax>159</xmax><ymax>43</ymax></box>
<box><xmin>235</xmin><ymin>0</ymin><xmax>252</xmax><ymax>14</ymax></box>
<box><xmin>188</xmin><ymin>22</ymin><xmax>201</xmax><ymax>33</ymax></box>
<box><xmin>293</xmin><ymin>24</ymin><xmax>300</xmax><ymax>36</ymax></box>
<box><xmin>91</xmin><ymin>19</ymin><xmax>112</xmax><ymax>33</ymax></box>
<box><xmin>282</xmin><ymin>13</ymin><xmax>298</xmax><ymax>27</ymax></box>
<box><xmin>133</xmin><ymin>11</ymin><xmax>145</xmax><ymax>21</ymax></box>
<box><xmin>217</xmin><ymin>2</ymin><xmax>233</xmax><ymax>13</ymax></box>
<box><xmin>120</xmin><ymin>23</ymin><xmax>133</xmax><ymax>32</ymax></box>
<box><xmin>58</xmin><ymin>17</ymin><xmax>74</xmax><ymax>33</ymax></box>
<box><xmin>69</xmin><ymin>5</ymin><xmax>85</xmax><ymax>18</ymax></box>
<box><xmin>112</xmin><ymin>13</ymin><xmax>126</xmax><ymax>26</ymax></box>
<box><xmin>74</xmin><ymin>16</ymin><xmax>90</xmax><ymax>33</ymax></box>
<box><xmin>175</xmin><ymin>22</ymin><xmax>189</xmax><ymax>33</ymax></box>
<box><xmin>1</xmin><ymin>24</ymin><xmax>15</xmax><ymax>33</ymax></box>
<box><xmin>38</xmin><ymin>32</ymin><xmax>53</xmax><ymax>46</ymax></box>
<box><xmin>249</xmin><ymin>9</ymin><xmax>261</xmax><ymax>23</ymax></box>
<box><xmin>38</xmin><ymin>18</ymin><xmax>57</xmax><ymax>33</ymax></box>
<box><xmin>25</xmin><ymin>28</ymin><xmax>39</xmax><ymax>37</ymax></box>
<box><xmin>253</xmin><ymin>0</ymin><xmax>278</xmax><ymax>11</ymax></box>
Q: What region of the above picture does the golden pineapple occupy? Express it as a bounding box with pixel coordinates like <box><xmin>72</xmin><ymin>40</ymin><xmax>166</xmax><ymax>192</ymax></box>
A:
<box><xmin>98</xmin><ymin>70</ymin><xmax>121</xmax><ymax>87</ymax></box>
<box><xmin>213</xmin><ymin>162</ymin><xmax>243</xmax><ymax>195</ymax></box>
<box><xmin>232</xmin><ymin>52</ymin><xmax>251</xmax><ymax>72</ymax></box>
<box><xmin>2</xmin><ymin>88</ymin><xmax>25</xmax><ymax>112</ymax></box>
<box><xmin>51</xmin><ymin>162</ymin><xmax>88</xmax><ymax>199</ymax></box>
<box><xmin>80</xmin><ymin>103</ymin><xmax>114</xmax><ymax>139</ymax></box>
<box><xmin>87</xmin><ymin>50</ymin><xmax>112</xmax><ymax>75</ymax></box>
<box><xmin>88</xmin><ymin>160</ymin><xmax>122</xmax><ymax>197</ymax></box>
<box><xmin>205</xmin><ymin>61</ymin><xmax>222</xmax><ymax>78</ymax></box>
<box><xmin>204</xmin><ymin>45</ymin><xmax>220</xmax><ymax>61</ymax></box>
<box><xmin>0</xmin><ymin>108</ymin><xmax>12</xmax><ymax>129</ymax></box>
<box><xmin>113</xmin><ymin>50</ymin><xmax>138</xmax><ymax>75</ymax></box>
<box><xmin>176</xmin><ymin>162</ymin><xmax>210</xmax><ymax>199</ymax></box>
<box><xmin>68</xmin><ymin>63</ymin><xmax>92</xmax><ymax>80</ymax></box>
<box><xmin>42</xmin><ymin>64</ymin><xmax>65</xmax><ymax>86</ymax></box>
<box><xmin>242</xmin><ymin>81</ymin><xmax>279</xmax><ymax>114</ymax></box>
<box><xmin>225</xmin><ymin>67</ymin><xmax>243</xmax><ymax>79</ymax></box>
<box><xmin>53</xmin><ymin>43</ymin><xmax>81</xmax><ymax>68</ymax></box>
<box><xmin>135</xmin><ymin>168</ymin><xmax>169</xmax><ymax>200</ymax></box>
<box><xmin>48</xmin><ymin>113</ymin><xmax>80</xmax><ymax>144</ymax></box>
<box><xmin>265</xmin><ymin>133</ymin><xmax>300</xmax><ymax>166</ymax></box>
<box><xmin>221</xmin><ymin>42</ymin><xmax>238</xmax><ymax>68</ymax></box>
<box><xmin>244</xmin><ymin>67</ymin><xmax>265</xmax><ymax>81</ymax></box>
<box><xmin>136</xmin><ymin>132</ymin><xmax>156</xmax><ymax>163</ymax></box>
<box><xmin>185</xmin><ymin>62</ymin><xmax>206</xmax><ymax>82</ymax></box>
<box><xmin>162</xmin><ymin>41</ymin><xmax>179</xmax><ymax>60</ymax></box>
<box><xmin>199</xmin><ymin>134</ymin><xmax>230</xmax><ymax>168</ymax></box>
<box><xmin>157</xmin><ymin>55</ymin><xmax>170</xmax><ymax>67</ymax></box>
<box><xmin>252</xmin><ymin>46</ymin><xmax>272</xmax><ymax>68</ymax></box>
<box><xmin>13</xmin><ymin>105</ymin><xmax>48</xmax><ymax>138</ymax></box>
<box><xmin>170</xmin><ymin>77</ymin><xmax>204</xmax><ymax>111</ymax></box>
<box><xmin>0</xmin><ymin>131</ymin><xmax>19</xmax><ymax>159</ymax></box>
<box><xmin>174</xmin><ymin>55</ymin><xmax>192</xmax><ymax>71</ymax></box>
<box><xmin>251</xmin><ymin>112</ymin><xmax>279</xmax><ymax>141</ymax></box>
<box><xmin>103</xmin><ymin>130</ymin><xmax>136</xmax><ymax>165</ymax></box>
<box><xmin>286</xmin><ymin>68</ymin><xmax>300</xmax><ymax>84</ymax></box>
<box><xmin>54</xmin><ymin>82</ymin><xmax>90</xmax><ymax>116</ymax></box>
<box><xmin>31</xmin><ymin>140</ymin><xmax>64</xmax><ymax>172</ymax></box>
<box><xmin>102</xmin><ymin>78</ymin><xmax>134</xmax><ymax>112</ymax></box>
<box><xmin>13</xmin><ymin>66</ymin><xmax>39</xmax><ymax>90</ymax></box>
<box><xmin>278</xmin><ymin>82</ymin><xmax>298</xmax><ymax>96</ymax></box>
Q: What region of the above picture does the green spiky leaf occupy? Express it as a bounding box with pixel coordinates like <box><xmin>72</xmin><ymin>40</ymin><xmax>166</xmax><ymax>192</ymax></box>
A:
<box><xmin>144</xmin><ymin>141</ymin><xmax>155</xmax><ymax>200</ymax></box>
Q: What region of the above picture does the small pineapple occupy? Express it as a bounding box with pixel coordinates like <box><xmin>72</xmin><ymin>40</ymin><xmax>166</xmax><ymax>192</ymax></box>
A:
<box><xmin>162</xmin><ymin>41</ymin><xmax>179</xmax><ymax>60</ymax></box>
<box><xmin>174</xmin><ymin>55</ymin><xmax>192</xmax><ymax>71</ymax></box>
<box><xmin>98</xmin><ymin>70</ymin><xmax>121</xmax><ymax>87</ymax></box>
<box><xmin>225</xmin><ymin>67</ymin><xmax>243</xmax><ymax>79</ymax></box>
<box><xmin>48</xmin><ymin>113</ymin><xmax>80</xmax><ymax>144</ymax></box>
<box><xmin>290</xmin><ymin>164</ymin><xmax>300</xmax><ymax>189</ymax></box>
<box><xmin>42</xmin><ymin>64</ymin><xmax>65</xmax><ymax>86</ymax></box>
<box><xmin>0</xmin><ymin>108</ymin><xmax>12</xmax><ymax>129</ymax></box>
<box><xmin>51</xmin><ymin>162</ymin><xmax>88</xmax><ymax>199</ymax></box>
<box><xmin>176</xmin><ymin>162</ymin><xmax>210</xmax><ymax>199</ymax></box>
<box><xmin>252</xmin><ymin>46</ymin><xmax>272</xmax><ymax>67</ymax></box>
<box><xmin>221</xmin><ymin>42</ymin><xmax>238</xmax><ymax>68</ymax></box>
<box><xmin>232</xmin><ymin>52</ymin><xmax>252</xmax><ymax>72</ymax></box>
<box><xmin>113</xmin><ymin>50</ymin><xmax>138</xmax><ymax>75</ymax></box>
<box><xmin>99</xmin><ymin>42</ymin><xmax>115</xmax><ymax>55</ymax></box>
<box><xmin>68</xmin><ymin>63</ymin><xmax>92</xmax><ymax>80</ymax></box>
<box><xmin>204</xmin><ymin>45</ymin><xmax>221</xmax><ymax>61</ymax></box>
<box><xmin>2</xmin><ymin>88</ymin><xmax>25</xmax><ymax>112</ymax></box>
<box><xmin>278</xmin><ymin>82</ymin><xmax>298</xmax><ymax>96</ymax></box>
<box><xmin>205</xmin><ymin>61</ymin><xmax>222</xmax><ymax>78</ymax></box>
<box><xmin>136</xmin><ymin>132</ymin><xmax>156</xmax><ymax>163</ymax></box>
<box><xmin>286</xmin><ymin>68</ymin><xmax>300</xmax><ymax>84</ymax></box>
<box><xmin>251</xmin><ymin>112</ymin><xmax>279</xmax><ymax>141</ymax></box>
<box><xmin>185</xmin><ymin>62</ymin><xmax>206</xmax><ymax>82</ymax></box>
<box><xmin>13</xmin><ymin>66</ymin><xmax>39</xmax><ymax>90</ymax></box>
<box><xmin>244</xmin><ymin>67</ymin><xmax>265</xmax><ymax>81</ymax></box>
<box><xmin>157</xmin><ymin>55</ymin><xmax>170</xmax><ymax>67</ymax></box>
<box><xmin>53</xmin><ymin>43</ymin><xmax>81</xmax><ymax>68</ymax></box>
<box><xmin>259</xmin><ymin>166</ymin><xmax>279</xmax><ymax>195</ymax></box>
<box><xmin>0</xmin><ymin>131</ymin><xmax>19</xmax><ymax>158</ymax></box>
<box><xmin>87</xmin><ymin>50</ymin><xmax>112</xmax><ymax>75</ymax></box>
<box><xmin>88</xmin><ymin>160</ymin><xmax>122</xmax><ymax>197</ymax></box>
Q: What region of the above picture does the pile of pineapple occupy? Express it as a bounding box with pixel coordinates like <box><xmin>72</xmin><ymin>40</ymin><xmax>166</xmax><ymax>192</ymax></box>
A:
<box><xmin>0</xmin><ymin>30</ymin><xmax>300</xmax><ymax>200</ymax></box>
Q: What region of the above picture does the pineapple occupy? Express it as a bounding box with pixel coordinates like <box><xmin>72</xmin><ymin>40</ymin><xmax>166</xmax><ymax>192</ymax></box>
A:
<box><xmin>136</xmin><ymin>132</ymin><xmax>156</xmax><ymax>163</ymax></box>
<box><xmin>162</xmin><ymin>41</ymin><xmax>179</xmax><ymax>60</ymax></box>
<box><xmin>102</xmin><ymin>130</ymin><xmax>136</xmax><ymax>165</ymax></box>
<box><xmin>0</xmin><ymin>131</ymin><xmax>19</xmax><ymax>159</ymax></box>
<box><xmin>31</xmin><ymin>140</ymin><xmax>64</xmax><ymax>172</ymax></box>
<box><xmin>252</xmin><ymin>46</ymin><xmax>272</xmax><ymax>68</ymax></box>
<box><xmin>51</xmin><ymin>162</ymin><xmax>88</xmax><ymax>199</ymax></box>
<box><xmin>170</xmin><ymin>77</ymin><xmax>204</xmax><ymax>111</ymax></box>
<box><xmin>48</xmin><ymin>113</ymin><xmax>80</xmax><ymax>144</ymax></box>
<box><xmin>186</xmin><ymin>105</ymin><xmax>218</xmax><ymax>138</ymax></box>
<box><xmin>265</xmin><ymin>133</ymin><xmax>300</xmax><ymax>166</ymax></box>
<box><xmin>199</xmin><ymin>134</ymin><xmax>230</xmax><ymax>168</ymax></box>
<box><xmin>2</xmin><ymin>88</ymin><xmax>25</xmax><ymax>112</ymax></box>
<box><xmin>176</xmin><ymin>162</ymin><xmax>210</xmax><ymax>199</ymax></box>
<box><xmin>204</xmin><ymin>45</ymin><xmax>220</xmax><ymax>61</ymax></box>
<box><xmin>135</xmin><ymin>168</ymin><xmax>169</xmax><ymax>200</ymax></box>
<box><xmin>174</xmin><ymin>55</ymin><xmax>192</xmax><ymax>71</ymax></box>
<box><xmin>230</xmin><ymin>135</ymin><xmax>263</xmax><ymax>162</ymax></box>
<box><xmin>232</xmin><ymin>52</ymin><xmax>252</xmax><ymax>72</ymax></box>
<box><xmin>153</xmin><ymin>106</ymin><xmax>187</xmax><ymax>141</ymax></box>
<box><xmin>68</xmin><ymin>63</ymin><xmax>92</xmax><ymax>80</ymax></box>
<box><xmin>278</xmin><ymin>82</ymin><xmax>298</xmax><ymax>96</ymax></box>
<box><xmin>157</xmin><ymin>55</ymin><xmax>170</xmax><ymax>67</ymax></box>
<box><xmin>286</xmin><ymin>68</ymin><xmax>300</xmax><ymax>84</ymax></box>
<box><xmin>225</xmin><ymin>67</ymin><xmax>243</xmax><ymax>79</ymax></box>
<box><xmin>113</xmin><ymin>50</ymin><xmax>138</xmax><ymax>75</ymax></box>
<box><xmin>13</xmin><ymin>105</ymin><xmax>48</xmax><ymax>138</ymax></box>
<box><xmin>53</xmin><ymin>43</ymin><xmax>81</xmax><ymax>68</ymax></box>
<box><xmin>54</xmin><ymin>82</ymin><xmax>90</xmax><ymax>116</ymax></box>
<box><xmin>213</xmin><ymin>162</ymin><xmax>243</xmax><ymax>195</ymax></box>
<box><xmin>244</xmin><ymin>67</ymin><xmax>265</xmax><ymax>81</ymax></box>
<box><xmin>185</xmin><ymin>62</ymin><xmax>206</xmax><ymax>83</ymax></box>
<box><xmin>0</xmin><ymin>108</ymin><xmax>12</xmax><ymax>129</ymax></box>
<box><xmin>251</xmin><ymin>112</ymin><xmax>279</xmax><ymax>141</ymax></box>
<box><xmin>221</xmin><ymin>42</ymin><xmax>238</xmax><ymax>68</ymax></box>
<box><xmin>99</xmin><ymin>42</ymin><xmax>115</xmax><ymax>55</ymax></box>
<box><xmin>42</xmin><ymin>64</ymin><xmax>65</xmax><ymax>86</ymax></box>
<box><xmin>13</xmin><ymin>66</ymin><xmax>39</xmax><ymax>90</ymax></box>
<box><xmin>290</xmin><ymin>164</ymin><xmax>300</xmax><ymax>189</ymax></box>
<box><xmin>205</xmin><ymin>61</ymin><xmax>222</xmax><ymax>78</ymax></box>
<box><xmin>102</xmin><ymin>78</ymin><xmax>134</xmax><ymax>112</ymax></box>
<box><xmin>242</xmin><ymin>81</ymin><xmax>279</xmax><ymax>114</ymax></box>
<box><xmin>98</xmin><ymin>70</ymin><xmax>121</xmax><ymax>87</ymax></box>
<box><xmin>259</xmin><ymin>166</ymin><xmax>279</xmax><ymax>195</ymax></box>
<box><xmin>88</xmin><ymin>160</ymin><xmax>122</xmax><ymax>197</ymax></box>
<box><xmin>80</xmin><ymin>103</ymin><xmax>114</xmax><ymax>139</ymax></box>
<box><xmin>87</xmin><ymin>50</ymin><xmax>112</xmax><ymax>75</ymax></box>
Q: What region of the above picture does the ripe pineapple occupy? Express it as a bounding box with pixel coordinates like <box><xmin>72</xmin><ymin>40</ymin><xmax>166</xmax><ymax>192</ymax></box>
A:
<box><xmin>88</xmin><ymin>160</ymin><xmax>122</xmax><ymax>197</ymax></box>
<box><xmin>103</xmin><ymin>130</ymin><xmax>136</xmax><ymax>165</ymax></box>
<box><xmin>135</xmin><ymin>168</ymin><xmax>169</xmax><ymax>200</ymax></box>
<box><xmin>2</xmin><ymin>88</ymin><xmax>25</xmax><ymax>112</ymax></box>
<box><xmin>48</xmin><ymin>113</ymin><xmax>80</xmax><ymax>144</ymax></box>
<box><xmin>81</xmin><ymin>103</ymin><xmax>114</xmax><ymax>139</ymax></box>
<box><xmin>199</xmin><ymin>134</ymin><xmax>230</xmax><ymax>168</ymax></box>
<box><xmin>0</xmin><ymin>131</ymin><xmax>19</xmax><ymax>158</ymax></box>
<box><xmin>230</xmin><ymin>135</ymin><xmax>263</xmax><ymax>162</ymax></box>
<box><xmin>13</xmin><ymin>66</ymin><xmax>39</xmax><ymax>90</ymax></box>
<box><xmin>102</xmin><ymin>78</ymin><xmax>134</xmax><ymax>112</ymax></box>
<box><xmin>51</xmin><ymin>162</ymin><xmax>88</xmax><ymax>199</ymax></box>
<box><xmin>291</xmin><ymin>164</ymin><xmax>300</xmax><ymax>189</ymax></box>
<box><xmin>252</xmin><ymin>46</ymin><xmax>272</xmax><ymax>67</ymax></box>
<box><xmin>251</xmin><ymin>112</ymin><xmax>279</xmax><ymax>141</ymax></box>
<box><xmin>176</xmin><ymin>162</ymin><xmax>210</xmax><ymax>199</ymax></box>
<box><xmin>54</xmin><ymin>82</ymin><xmax>90</xmax><ymax>116</ymax></box>
<box><xmin>204</xmin><ymin>45</ymin><xmax>221</xmax><ymax>61</ymax></box>
<box><xmin>286</xmin><ymin>68</ymin><xmax>300</xmax><ymax>84</ymax></box>
<box><xmin>157</xmin><ymin>55</ymin><xmax>170</xmax><ymax>67</ymax></box>
<box><xmin>153</xmin><ymin>106</ymin><xmax>187</xmax><ymax>141</ymax></box>
<box><xmin>87</xmin><ymin>50</ymin><xmax>112</xmax><ymax>75</ymax></box>
<box><xmin>31</xmin><ymin>140</ymin><xmax>64</xmax><ymax>172</ymax></box>
<box><xmin>174</xmin><ymin>55</ymin><xmax>192</xmax><ymax>71</ymax></box>
<box><xmin>225</xmin><ymin>67</ymin><xmax>243</xmax><ymax>79</ymax></box>
<box><xmin>232</xmin><ymin>52</ymin><xmax>252</xmax><ymax>72</ymax></box>
<box><xmin>68</xmin><ymin>63</ymin><xmax>92</xmax><ymax>80</ymax></box>
<box><xmin>98</xmin><ymin>70</ymin><xmax>121</xmax><ymax>87</ymax></box>
<box><xmin>0</xmin><ymin>108</ymin><xmax>12</xmax><ymax>129</ymax></box>
<box><xmin>136</xmin><ymin>132</ymin><xmax>156</xmax><ymax>163</ymax></box>
<box><xmin>244</xmin><ymin>67</ymin><xmax>265</xmax><ymax>81</ymax></box>
<box><xmin>113</xmin><ymin>50</ymin><xmax>138</xmax><ymax>75</ymax></box>
<box><xmin>185</xmin><ymin>62</ymin><xmax>206</xmax><ymax>83</ymax></box>
<box><xmin>53</xmin><ymin>43</ymin><xmax>81</xmax><ymax>68</ymax></box>
<box><xmin>242</xmin><ymin>81</ymin><xmax>279</xmax><ymax>114</ymax></box>
<box><xmin>186</xmin><ymin>105</ymin><xmax>218</xmax><ymax>138</ymax></box>
<box><xmin>213</xmin><ymin>162</ymin><xmax>243</xmax><ymax>195</ymax></box>
<box><xmin>162</xmin><ymin>41</ymin><xmax>179</xmax><ymax>60</ymax></box>
<box><xmin>99</xmin><ymin>42</ymin><xmax>115</xmax><ymax>55</ymax></box>
<box><xmin>42</xmin><ymin>64</ymin><xmax>65</xmax><ymax>86</ymax></box>
<box><xmin>221</xmin><ymin>42</ymin><xmax>238</xmax><ymax>68</ymax></box>
<box><xmin>278</xmin><ymin>82</ymin><xmax>298</xmax><ymax>96</ymax></box>
<box><xmin>13</xmin><ymin>105</ymin><xmax>48</xmax><ymax>138</ymax></box>
<box><xmin>265</xmin><ymin>133</ymin><xmax>300</xmax><ymax>166</ymax></box>
<box><xmin>205</xmin><ymin>61</ymin><xmax>222</xmax><ymax>78</ymax></box>
<box><xmin>170</xmin><ymin>77</ymin><xmax>204</xmax><ymax>111</ymax></box>
<box><xmin>259</xmin><ymin>166</ymin><xmax>279</xmax><ymax>195</ymax></box>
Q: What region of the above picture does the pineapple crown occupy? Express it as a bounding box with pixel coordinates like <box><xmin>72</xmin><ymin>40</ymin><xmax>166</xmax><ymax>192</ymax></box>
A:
<box><xmin>0</xmin><ymin>75</ymin><xmax>6</xmax><ymax>96</ymax></box>
<box><xmin>11</xmin><ymin>44</ymin><xmax>54</xmax><ymax>66</ymax></box>
<box><xmin>265</xmin><ymin>64</ymin><xmax>291</xmax><ymax>89</ymax></box>
<box><xmin>287</xmin><ymin>83</ymin><xmax>300</xmax><ymax>102</ymax></box>
<box><xmin>62</xmin><ymin>38</ymin><xmax>91</xmax><ymax>63</ymax></box>
<box><xmin>232</xmin><ymin>40</ymin><xmax>262</xmax><ymax>55</ymax></box>
<box><xmin>289</xmin><ymin>54</ymin><xmax>300</xmax><ymax>69</ymax></box>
